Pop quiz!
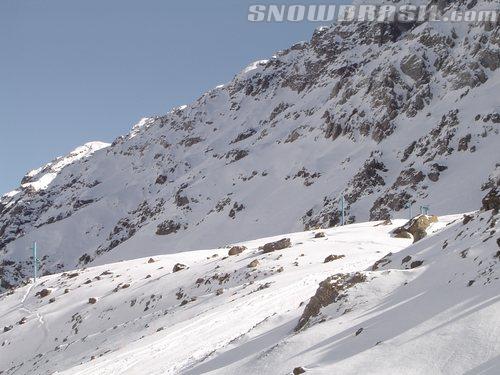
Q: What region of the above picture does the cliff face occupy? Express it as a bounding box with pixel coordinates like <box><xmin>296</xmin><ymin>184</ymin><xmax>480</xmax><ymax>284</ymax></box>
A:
<box><xmin>1</xmin><ymin>0</ymin><xmax>499</xmax><ymax>287</ymax></box>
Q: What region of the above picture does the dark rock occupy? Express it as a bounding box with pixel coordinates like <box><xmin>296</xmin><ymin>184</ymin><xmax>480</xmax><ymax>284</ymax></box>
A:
<box><xmin>394</xmin><ymin>230</ymin><xmax>412</xmax><ymax>239</ymax></box>
<box><xmin>393</xmin><ymin>215</ymin><xmax>438</xmax><ymax>243</ymax></box>
<box><xmin>148</xmin><ymin>258</ymin><xmax>156</xmax><ymax>264</ymax></box>
<box><xmin>155</xmin><ymin>175</ymin><xmax>168</xmax><ymax>185</ymax></box>
<box><xmin>247</xmin><ymin>260</ymin><xmax>259</xmax><ymax>268</ymax></box>
<box><xmin>314</xmin><ymin>232</ymin><xmax>326</xmax><ymax>238</ymax></box>
<box><xmin>156</xmin><ymin>220</ymin><xmax>182</xmax><ymax>236</ymax></box>
<box><xmin>410</xmin><ymin>260</ymin><xmax>424</xmax><ymax>269</ymax></box>
<box><xmin>462</xmin><ymin>215</ymin><xmax>474</xmax><ymax>225</ymax></box>
<box><xmin>228</xmin><ymin>246</ymin><xmax>247</xmax><ymax>256</ymax></box>
<box><xmin>295</xmin><ymin>273</ymin><xmax>366</xmax><ymax>331</ymax></box>
<box><xmin>3</xmin><ymin>325</ymin><xmax>13</xmax><ymax>332</ymax></box>
<box><xmin>260</xmin><ymin>238</ymin><xmax>291</xmax><ymax>253</ymax></box>
<box><xmin>324</xmin><ymin>254</ymin><xmax>345</xmax><ymax>263</ymax></box>
<box><xmin>401</xmin><ymin>255</ymin><xmax>412</xmax><ymax>264</ymax></box>
<box><xmin>88</xmin><ymin>297</ymin><xmax>98</xmax><ymax>304</ymax></box>
<box><xmin>293</xmin><ymin>367</ymin><xmax>306</xmax><ymax>375</ymax></box>
<box><xmin>482</xmin><ymin>188</ymin><xmax>500</xmax><ymax>211</ymax></box>
<box><xmin>172</xmin><ymin>263</ymin><xmax>188</xmax><ymax>273</ymax></box>
<box><xmin>36</xmin><ymin>289</ymin><xmax>51</xmax><ymax>298</ymax></box>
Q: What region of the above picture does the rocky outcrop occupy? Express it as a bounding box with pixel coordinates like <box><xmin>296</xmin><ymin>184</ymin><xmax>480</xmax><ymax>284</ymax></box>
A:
<box><xmin>482</xmin><ymin>188</ymin><xmax>500</xmax><ymax>212</ymax></box>
<box><xmin>295</xmin><ymin>272</ymin><xmax>366</xmax><ymax>331</ymax></box>
<box><xmin>228</xmin><ymin>246</ymin><xmax>246</xmax><ymax>256</ymax></box>
<box><xmin>260</xmin><ymin>238</ymin><xmax>291</xmax><ymax>253</ymax></box>
<box><xmin>393</xmin><ymin>215</ymin><xmax>439</xmax><ymax>243</ymax></box>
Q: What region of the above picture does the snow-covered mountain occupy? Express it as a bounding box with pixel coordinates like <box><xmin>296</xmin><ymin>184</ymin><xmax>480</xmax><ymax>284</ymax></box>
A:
<box><xmin>1</xmin><ymin>0</ymin><xmax>499</xmax><ymax>288</ymax></box>
<box><xmin>1</xmin><ymin>191</ymin><xmax>498</xmax><ymax>374</ymax></box>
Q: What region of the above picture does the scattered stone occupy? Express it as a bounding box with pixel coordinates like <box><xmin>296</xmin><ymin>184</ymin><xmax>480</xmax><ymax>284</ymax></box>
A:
<box><xmin>228</xmin><ymin>246</ymin><xmax>247</xmax><ymax>256</ymax></box>
<box><xmin>462</xmin><ymin>215</ymin><xmax>474</xmax><ymax>225</ymax></box>
<box><xmin>355</xmin><ymin>328</ymin><xmax>364</xmax><ymax>336</ymax></box>
<box><xmin>247</xmin><ymin>260</ymin><xmax>260</xmax><ymax>268</ymax></box>
<box><xmin>88</xmin><ymin>297</ymin><xmax>98</xmax><ymax>304</ymax></box>
<box><xmin>172</xmin><ymin>263</ymin><xmax>188</xmax><ymax>273</ymax></box>
<box><xmin>195</xmin><ymin>278</ymin><xmax>204</xmax><ymax>284</ymax></box>
<box><xmin>36</xmin><ymin>289</ymin><xmax>51</xmax><ymax>298</ymax></box>
<box><xmin>121</xmin><ymin>283</ymin><xmax>130</xmax><ymax>289</ymax></box>
<box><xmin>293</xmin><ymin>367</ymin><xmax>306</xmax><ymax>375</ymax></box>
<box><xmin>371</xmin><ymin>253</ymin><xmax>392</xmax><ymax>271</ymax></box>
<box><xmin>18</xmin><ymin>317</ymin><xmax>27</xmax><ymax>325</ymax></box>
<box><xmin>401</xmin><ymin>255</ymin><xmax>412</xmax><ymax>264</ymax></box>
<box><xmin>260</xmin><ymin>238</ymin><xmax>291</xmax><ymax>253</ymax></box>
<box><xmin>324</xmin><ymin>254</ymin><xmax>345</xmax><ymax>263</ymax></box>
<box><xmin>156</xmin><ymin>327</ymin><xmax>164</xmax><ymax>332</ymax></box>
<box><xmin>216</xmin><ymin>288</ymin><xmax>224</xmax><ymax>296</ymax></box>
<box><xmin>314</xmin><ymin>232</ymin><xmax>326</xmax><ymax>238</ymax></box>
<box><xmin>410</xmin><ymin>260</ymin><xmax>424</xmax><ymax>269</ymax></box>
<box><xmin>147</xmin><ymin>258</ymin><xmax>156</xmax><ymax>264</ymax></box>
<box><xmin>3</xmin><ymin>325</ymin><xmax>13</xmax><ymax>333</ymax></box>
<box><xmin>49</xmin><ymin>297</ymin><xmax>56</xmax><ymax>303</ymax></box>
<box><xmin>376</xmin><ymin>219</ymin><xmax>393</xmax><ymax>226</ymax></box>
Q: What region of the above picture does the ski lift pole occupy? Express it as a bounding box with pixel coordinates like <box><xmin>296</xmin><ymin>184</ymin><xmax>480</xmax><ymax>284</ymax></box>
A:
<box><xmin>340</xmin><ymin>195</ymin><xmax>345</xmax><ymax>226</ymax></box>
<box><xmin>32</xmin><ymin>242</ymin><xmax>38</xmax><ymax>283</ymax></box>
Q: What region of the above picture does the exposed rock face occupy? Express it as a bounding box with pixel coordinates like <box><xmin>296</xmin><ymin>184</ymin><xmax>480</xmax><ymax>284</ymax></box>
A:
<box><xmin>260</xmin><ymin>238</ymin><xmax>291</xmax><ymax>253</ymax></box>
<box><xmin>400</xmin><ymin>54</ymin><xmax>429</xmax><ymax>82</ymax></box>
<box><xmin>394</xmin><ymin>215</ymin><xmax>439</xmax><ymax>243</ymax></box>
<box><xmin>482</xmin><ymin>188</ymin><xmax>500</xmax><ymax>211</ymax></box>
<box><xmin>295</xmin><ymin>272</ymin><xmax>366</xmax><ymax>331</ymax></box>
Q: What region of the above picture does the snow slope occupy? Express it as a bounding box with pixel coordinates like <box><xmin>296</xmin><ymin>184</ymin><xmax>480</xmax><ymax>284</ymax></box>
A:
<box><xmin>1</xmin><ymin>205</ymin><xmax>498</xmax><ymax>374</ymax></box>
<box><xmin>1</xmin><ymin>0</ymin><xmax>499</xmax><ymax>288</ymax></box>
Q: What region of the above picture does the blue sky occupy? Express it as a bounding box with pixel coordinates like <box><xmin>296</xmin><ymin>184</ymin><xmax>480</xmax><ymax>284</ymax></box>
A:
<box><xmin>0</xmin><ymin>0</ymin><xmax>342</xmax><ymax>194</ymax></box>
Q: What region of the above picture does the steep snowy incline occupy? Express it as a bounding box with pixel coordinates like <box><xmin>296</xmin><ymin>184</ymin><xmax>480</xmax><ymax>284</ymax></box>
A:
<box><xmin>1</xmin><ymin>198</ymin><xmax>498</xmax><ymax>374</ymax></box>
<box><xmin>1</xmin><ymin>0</ymin><xmax>499</xmax><ymax>288</ymax></box>
<box><xmin>0</xmin><ymin>218</ymin><xmax>414</xmax><ymax>374</ymax></box>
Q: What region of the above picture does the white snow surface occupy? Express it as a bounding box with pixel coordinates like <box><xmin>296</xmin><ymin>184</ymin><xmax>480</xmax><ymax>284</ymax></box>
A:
<box><xmin>1</xmin><ymin>211</ymin><xmax>499</xmax><ymax>374</ymax></box>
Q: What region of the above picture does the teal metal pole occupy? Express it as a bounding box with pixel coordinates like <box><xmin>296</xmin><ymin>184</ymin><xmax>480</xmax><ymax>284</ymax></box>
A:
<box><xmin>340</xmin><ymin>196</ymin><xmax>345</xmax><ymax>226</ymax></box>
<box><xmin>33</xmin><ymin>242</ymin><xmax>37</xmax><ymax>283</ymax></box>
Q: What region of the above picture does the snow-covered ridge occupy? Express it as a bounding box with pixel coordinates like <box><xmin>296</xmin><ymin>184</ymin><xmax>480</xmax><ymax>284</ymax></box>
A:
<box><xmin>1</xmin><ymin>207</ymin><xmax>498</xmax><ymax>374</ymax></box>
<box><xmin>19</xmin><ymin>141</ymin><xmax>110</xmax><ymax>193</ymax></box>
